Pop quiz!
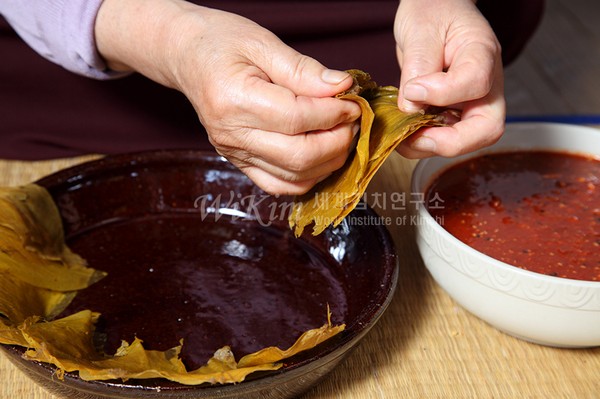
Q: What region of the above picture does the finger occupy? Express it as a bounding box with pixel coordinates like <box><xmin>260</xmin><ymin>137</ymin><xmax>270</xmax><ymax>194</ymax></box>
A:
<box><xmin>232</xmin><ymin>73</ymin><xmax>361</xmax><ymax>135</ymax></box>
<box><xmin>238</xmin><ymin>150</ymin><xmax>349</xmax><ymax>187</ymax></box>
<box><xmin>258</xmin><ymin>121</ymin><xmax>358</xmax><ymax>173</ymax></box>
<box><xmin>219</xmin><ymin>122</ymin><xmax>358</xmax><ymax>179</ymax></box>
<box><xmin>397</xmin><ymin>109</ymin><xmax>505</xmax><ymax>159</ymax></box>
<box><xmin>395</xmin><ymin>16</ymin><xmax>445</xmax><ymax>112</ymax></box>
<box><xmin>213</xmin><ymin>146</ymin><xmax>320</xmax><ymax>195</ymax></box>
<box><xmin>398</xmin><ymin>50</ymin><xmax>504</xmax><ymax>159</ymax></box>
<box><xmin>240</xmin><ymin>165</ymin><xmax>319</xmax><ymax>195</ymax></box>
<box><xmin>257</xmin><ymin>38</ymin><xmax>355</xmax><ymax>98</ymax></box>
<box><xmin>429</xmin><ymin>112</ymin><xmax>505</xmax><ymax>157</ymax></box>
<box><xmin>402</xmin><ymin>41</ymin><xmax>499</xmax><ymax>107</ymax></box>
<box><xmin>396</xmin><ymin>133</ymin><xmax>437</xmax><ymax>159</ymax></box>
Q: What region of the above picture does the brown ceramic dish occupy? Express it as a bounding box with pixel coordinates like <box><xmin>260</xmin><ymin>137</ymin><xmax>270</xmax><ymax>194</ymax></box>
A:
<box><xmin>1</xmin><ymin>150</ymin><xmax>398</xmax><ymax>399</ymax></box>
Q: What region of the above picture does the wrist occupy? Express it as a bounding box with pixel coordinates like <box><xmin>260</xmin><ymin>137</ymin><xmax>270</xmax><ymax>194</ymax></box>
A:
<box><xmin>94</xmin><ymin>0</ymin><xmax>203</xmax><ymax>89</ymax></box>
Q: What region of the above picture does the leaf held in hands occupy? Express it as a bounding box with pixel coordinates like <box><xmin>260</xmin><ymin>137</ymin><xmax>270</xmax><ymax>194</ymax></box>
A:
<box><xmin>289</xmin><ymin>69</ymin><xmax>449</xmax><ymax>236</ymax></box>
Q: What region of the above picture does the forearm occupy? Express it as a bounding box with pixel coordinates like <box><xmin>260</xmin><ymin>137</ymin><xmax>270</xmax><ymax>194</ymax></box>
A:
<box><xmin>94</xmin><ymin>0</ymin><xmax>208</xmax><ymax>90</ymax></box>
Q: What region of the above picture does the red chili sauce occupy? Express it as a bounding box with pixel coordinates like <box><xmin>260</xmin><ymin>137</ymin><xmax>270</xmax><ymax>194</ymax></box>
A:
<box><xmin>425</xmin><ymin>151</ymin><xmax>600</xmax><ymax>281</ymax></box>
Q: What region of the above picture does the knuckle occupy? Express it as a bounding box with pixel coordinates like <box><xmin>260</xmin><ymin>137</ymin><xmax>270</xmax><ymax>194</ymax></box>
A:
<box><xmin>285</xmin><ymin>147</ymin><xmax>314</xmax><ymax>173</ymax></box>
<box><xmin>439</xmin><ymin>143</ymin><xmax>464</xmax><ymax>158</ymax></box>
<box><xmin>471</xmin><ymin>65</ymin><xmax>494</xmax><ymax>97</ymax></box>
<box><xmin>457</xmin><ymin>61</ymin><xmax>494</xmax><ymax>101</ymax></box>
<box><xmin>208</xmin><ymin>126</ymin><xmax>253</xmax><ymax>155</ymax></box>
<box><xmin>489</xmin><ymin>36</ymin><xmax>503</xmax><ymax>59</ymax></box>
<box><xmin>330</xmin><ymin>153</ymin><xmax>350</xmax><ymax>171</ymax></box>
<box><xmin>275</xmin><ymin>95</ymin><xmax>308</xmax><ymax>135</ymax></box>
<box><xmin>289</xmin><ymin>96</ymin><xmax>318</xmax><ymax>133</ymax></box>
<box><xmin>207</xmin><ymin>129</ymin><xmax>229</xmax><ymax>148</ymax></box>
<box><xmin>289</xmin><ymin>55</ymin><xmax>314</xmax><ymax>84</ymax></box>
<box><xmin>281</xmin><ymin>108</ymin><xmax>304</xmax><ymax>135</ymax></box>
<box><xmin>486</xmin><ymin>120</ymin><xmax>506</xmax><ymax>145</ymax></box>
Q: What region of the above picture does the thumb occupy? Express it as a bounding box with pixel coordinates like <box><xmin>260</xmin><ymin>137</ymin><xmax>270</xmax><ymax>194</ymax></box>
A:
<box><xmin>259</xmin><ymin>39</ymin><xmax>353</xmax><ymax>97</ymax></box>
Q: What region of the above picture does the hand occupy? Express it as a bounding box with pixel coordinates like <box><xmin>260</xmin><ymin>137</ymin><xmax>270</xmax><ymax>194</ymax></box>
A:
<box><xmin>95</xmin><ymin>0</ymin><xmax>361</xmax><ymax>195</ymax></box>
<box><xmin>394</xmin><ymin>0</ymin><xmax>505</xmax><ymax>159</ymax></box>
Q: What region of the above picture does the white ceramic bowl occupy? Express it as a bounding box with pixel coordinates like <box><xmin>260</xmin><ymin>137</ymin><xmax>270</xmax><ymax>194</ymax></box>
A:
<box><xmin>411</xmin><ymin>122</ymin><xmax>600</xmax><ymax>348</ymax></box>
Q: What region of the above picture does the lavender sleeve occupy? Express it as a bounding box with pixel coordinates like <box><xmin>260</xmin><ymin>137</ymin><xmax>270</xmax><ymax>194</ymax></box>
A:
<box><xmin>0</xmin><ymin>0</ymin><xmax>129</xmax><ymax>79</ymax></box>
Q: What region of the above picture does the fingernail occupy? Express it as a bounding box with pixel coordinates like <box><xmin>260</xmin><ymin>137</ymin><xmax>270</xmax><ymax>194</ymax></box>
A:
<box><xmin>352</xmin><ymin>121</ymin><xmax>360</xmax><ymax>137</ymax></box>
<box><xmin>317</xmin><ymin>173</ymin><xmax>332</xmax><ymax>183</ymax></box>
<box><xmin>411</xmin><ymin>136</ymin><xmax>436</xmax><ymax>153</ymax></box>
<box><xmin>349</xmin><ymin>125</ymin><xmax>360</xmax><ymax>153</ymax></box>
<box><xmin>404</xmin><ymin>83</ymin><xmax>428</xmax><ymax>102</ymax></box>
<box><xmin>401</xmin><ymin>99</ymin><xmax>423</xmax><ymax>113</ymax></box>
<box><xmin>321</xmin><ymin>69</ymin><xmax>349</xmax><ymax>85</ymax></box>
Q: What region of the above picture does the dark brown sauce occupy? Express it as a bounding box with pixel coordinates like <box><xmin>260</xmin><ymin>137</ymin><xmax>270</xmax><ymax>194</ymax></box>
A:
<box><xmin>62</xmin><ymin>213</ymin><xmax>348</xmax><ymax>370</ymax></box>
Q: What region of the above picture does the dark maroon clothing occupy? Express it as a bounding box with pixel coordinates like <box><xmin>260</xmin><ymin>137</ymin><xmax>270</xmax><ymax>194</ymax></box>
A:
<box><xmin>0</xmin><ymin>1</ymin><xmax>544</xmax><ymax>160</ymax></box>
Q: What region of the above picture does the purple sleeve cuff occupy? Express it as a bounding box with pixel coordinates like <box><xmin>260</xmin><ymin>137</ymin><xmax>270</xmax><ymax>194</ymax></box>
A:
<box><xmin>0</xmin><ymin>0</ymin><xmax>129</xmax><ymax>80</ymax></box>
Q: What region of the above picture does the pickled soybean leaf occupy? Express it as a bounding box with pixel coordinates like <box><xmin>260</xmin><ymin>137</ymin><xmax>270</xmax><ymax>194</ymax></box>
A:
<box><xmin>17</xmin><ymin>309</ymin><xmax>343</xmax><ymax>385</ymax></box>
<box><xmin>0</xmin><ymin>184</ymin><xmax>345</xmax><ymax>385</ymax></box>
<box><xmin>0</xmin><ymin>184</ymin><xmax>99</xmax><ymax>343</ymax></box>
<box><xmin>289</xmin><ymin>70</ymin><xmax>448</xmax><ymax>236</ymax></box>
<box><xmin>0</xmin><ymin>185</ymin><xmax>105</xmax><ymax>291</ymax></box>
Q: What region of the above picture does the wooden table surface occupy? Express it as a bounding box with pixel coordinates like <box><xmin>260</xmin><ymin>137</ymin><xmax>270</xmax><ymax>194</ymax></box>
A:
<box><xmin>0</xmin><ymin>153</ymin><xmax>598</xmax><ymax>399</ymax></box>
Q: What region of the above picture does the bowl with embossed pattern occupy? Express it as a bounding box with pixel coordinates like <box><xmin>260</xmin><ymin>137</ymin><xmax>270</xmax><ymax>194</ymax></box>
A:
<box><xmin>411</xmin><ymin>122</ymin><xmax>600</xmax><ymax>348</ymax></box>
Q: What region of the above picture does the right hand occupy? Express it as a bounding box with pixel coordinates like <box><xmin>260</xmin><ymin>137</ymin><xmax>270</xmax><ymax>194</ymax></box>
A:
<box><xmin>95</xmin><ymin>0</ymin><xmax>361</xmax><ymax>195</ymax></box>
<box><xmin>394</xmin><ymin>0</ymin><xmax>505</xmax><ymax>159</ymax></box>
